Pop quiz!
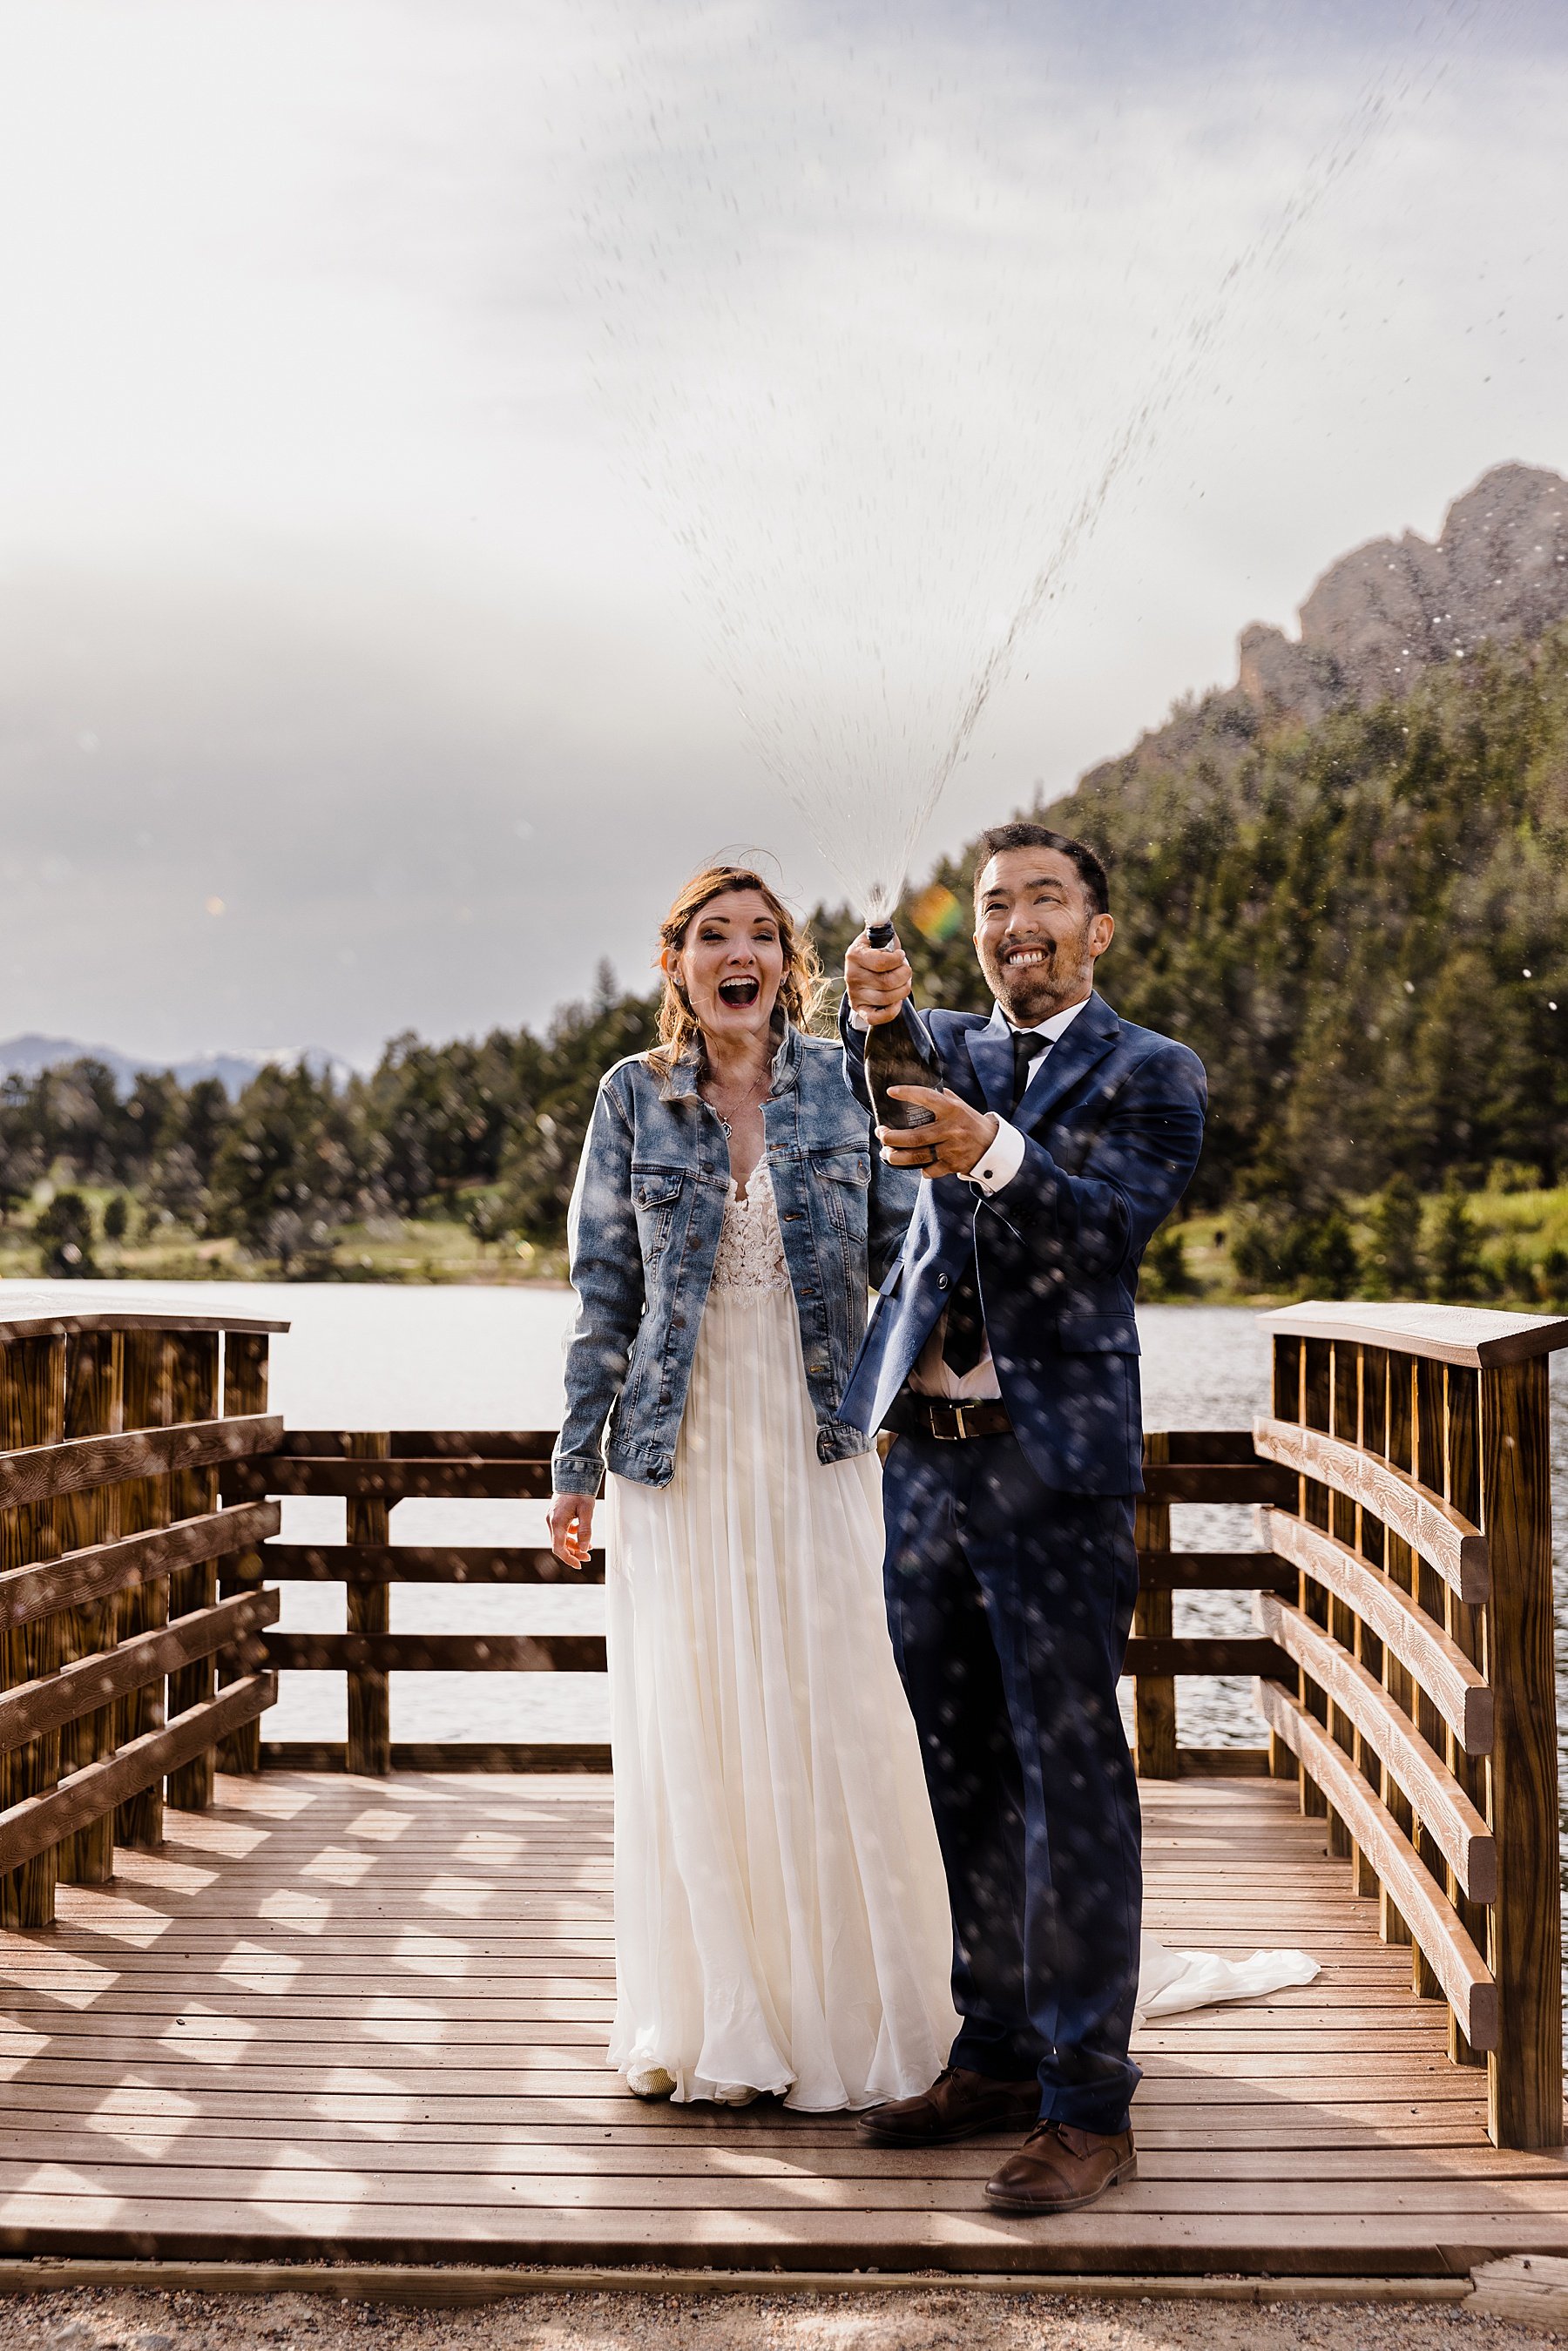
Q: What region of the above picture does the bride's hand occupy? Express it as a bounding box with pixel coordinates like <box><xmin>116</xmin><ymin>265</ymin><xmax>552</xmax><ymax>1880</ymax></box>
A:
<box><xmin>549</xmin><ymin>1492</ymin><xmax>596</xmax><ymax>1571</ymax></box>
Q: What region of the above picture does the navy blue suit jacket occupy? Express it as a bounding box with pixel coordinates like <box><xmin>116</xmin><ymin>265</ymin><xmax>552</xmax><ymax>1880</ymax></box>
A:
<box><xmin>841</xmin><ymin>992</ymin><xmax>1206</xmax><ymax>1496</ymax></box>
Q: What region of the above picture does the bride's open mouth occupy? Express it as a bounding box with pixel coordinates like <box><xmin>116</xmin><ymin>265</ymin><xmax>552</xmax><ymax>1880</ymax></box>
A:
<box><xmin>717</xmin><ymin>976</ymin><xmax>760</xmax><ymax>1008</ymax></box>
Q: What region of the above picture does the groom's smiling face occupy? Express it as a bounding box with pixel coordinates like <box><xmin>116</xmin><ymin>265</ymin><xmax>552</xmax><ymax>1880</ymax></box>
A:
<box><xmin>974</xmin><ymin>848</ymin><xmax>1114</xmax><ymax>1027</ymax></box>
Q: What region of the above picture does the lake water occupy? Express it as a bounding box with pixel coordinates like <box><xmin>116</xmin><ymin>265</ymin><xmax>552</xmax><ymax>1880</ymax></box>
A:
<box><xmin>3</xmin><ymin>1281</ymin><xmax>1565</xmax><ymax>1791</ymax></box>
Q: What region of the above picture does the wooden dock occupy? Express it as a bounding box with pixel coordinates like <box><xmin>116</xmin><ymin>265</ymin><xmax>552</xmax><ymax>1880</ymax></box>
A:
<box><xmin>3</xmin><ymin>1296</ymin><xmax>1568</xmax><ymax>2286</ymax></box>
<box><xmin>2</xmin><ymin>1765</ymin><xmax>1566</xmax><ymax>2278</ymax></box>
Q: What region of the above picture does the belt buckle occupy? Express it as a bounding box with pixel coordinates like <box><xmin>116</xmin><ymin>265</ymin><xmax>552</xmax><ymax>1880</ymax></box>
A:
<box><xmin>947</xmin><ymin>1402</ymin><xmax>971</xmax><ymax>1442</ymax></box>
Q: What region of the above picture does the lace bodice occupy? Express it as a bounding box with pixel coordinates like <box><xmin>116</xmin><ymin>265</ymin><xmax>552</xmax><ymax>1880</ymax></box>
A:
<box><xmin>711</xmin><ymin>1162</ymin><xmax>790</xmax><ymax>1293</ymax></box>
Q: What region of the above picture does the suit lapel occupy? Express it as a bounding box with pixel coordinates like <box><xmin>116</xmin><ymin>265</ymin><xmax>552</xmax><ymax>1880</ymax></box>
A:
<box><xmin>964</xmin><ymin>1023</ymin><xmax>1017</xmax><ymax>1116</ymax></box>
<box><xmin>1013</xmin><ymin>993</ymin><xmax>1120</xmax><ymax>1130</ymax></box>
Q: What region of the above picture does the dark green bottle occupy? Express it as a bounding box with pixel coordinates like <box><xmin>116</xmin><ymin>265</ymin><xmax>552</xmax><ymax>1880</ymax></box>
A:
<box><xmin>862</xmin><ymin>920</ymin><xmax>945</xmax><ymax>1167</ymax></box>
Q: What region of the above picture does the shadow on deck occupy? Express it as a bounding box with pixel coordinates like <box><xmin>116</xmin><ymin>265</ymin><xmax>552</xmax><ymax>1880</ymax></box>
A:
<box><xmin>2</xmin><ymin>1768</ymin><xmax>1565</xmax><ymax>2280</ymax></box>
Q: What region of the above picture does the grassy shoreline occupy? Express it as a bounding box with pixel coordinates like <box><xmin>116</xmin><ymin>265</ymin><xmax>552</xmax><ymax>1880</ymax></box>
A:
<box><xmin>5</xmin><ymin>1179</ymin><xmax>1567</xmax><ymax>1309</ymax></box>
<box><xmin>0</xmin><ymin>1189</ymin><xmax>570</xmax><ymax>1288</ymax></box>
<box><xmin>1146</xmin><ymin>1181</ymin><xmax>1568</xmax><ymax>1310</ymax></box>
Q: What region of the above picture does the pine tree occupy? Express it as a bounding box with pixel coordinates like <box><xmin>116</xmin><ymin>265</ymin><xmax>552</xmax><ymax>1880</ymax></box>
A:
<box><xmin>1369</xmin><ymin>1176</ymin><xmax>1423</xmax><ymax>1298</ymax></box>
<box><xmin>1307</xmin><ymin>1206</ymin><xmax>1360</xmax><ymax>1298</ymax></box>
<box><xmin>33</xmin><ymin>1191</ymin><xmax>98</xmax><ymax>1278</ymax></box>
<box><xmin>1429</xmin><ymin>1179</ymin><xmax>1482</xmax><ymax>1302</ymax></box>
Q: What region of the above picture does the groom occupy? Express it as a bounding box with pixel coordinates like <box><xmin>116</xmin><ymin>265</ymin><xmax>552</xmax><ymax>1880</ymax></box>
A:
<box><xmin>841</xmin><ymin>822</ymin><xmax>1206</xmax><ymax>2216</ymax></box>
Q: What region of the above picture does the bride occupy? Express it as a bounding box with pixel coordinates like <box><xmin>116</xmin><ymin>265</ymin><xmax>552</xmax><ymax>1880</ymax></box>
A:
<box><xmin>548</xmin><ymin>862</ymin><xmax>956</xmax><ymax>2110</ymax></box>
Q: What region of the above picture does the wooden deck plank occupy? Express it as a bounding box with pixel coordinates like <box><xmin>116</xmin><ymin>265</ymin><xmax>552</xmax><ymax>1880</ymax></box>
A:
<box><xmin>5</xmin><ymin>2165</ymin><xmax>1568</xmax><ymax>2217</ymax></box>
<box><xmin>0</xmin><ymin>1769</ymin><xmax>1555</xmax><ymax>2276</ymax></box>
<box><xmin>0</xmin><ymin>2010</ymin><xmax>1463</xmax><ymax>2050</ymax></box>
<box><xmin>0</xmin><ymin>2001</ymin><xmax>1450</xmax><ymax>2036</ymax></box>
<box><xmin>0</xmin><ymin>2130</ymin><xmax>1560</xmax><ymax>2179</ymax></box>
<box><xmin>0</xmin><ymin>2079</ymin><xmax>1504</xmax><ymax>2129</ymax></box>
<box><xmin>0</xmin><ymin>2057</ymin><xmax>1488</xmax><ymax>2093</ymax></box>
<box><xmin>0</xmin><ymin>2112</ymin><xmax>1510</xmax><ymax>2158</ymax></box>
<box><xmin>3</xmin><ymin>2203</ymin><xmax>1565</xmax><ymax>2276</ymax></box>
<box><xmin>0</xmin><ymin>2076</ymin><xmax>1500</xmax><ymax>2113</ymax></box>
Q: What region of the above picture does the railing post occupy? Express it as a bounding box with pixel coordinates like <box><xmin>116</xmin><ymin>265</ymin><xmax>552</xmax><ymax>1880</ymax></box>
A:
<box><xmin>0</xmin><ymin>1332</ymin><xmax>68</xmax><ymax>1925</ymax></box>
<box><xmin>1267</xmin><ymin>1336</ymin><xmax>1301</xmax><ymax>1785</ymax></box>
<box><xmin>1376</xmin><ymin>1349</ymin><xmax>1416</xmax><ymax>1950</ymax></box>
<box><xmin>1480</xmin><ymin>1355</ymin><xmax>1562</xmax><ymax>2149</ymax></box>
<box><xmin>166</xmin><ymin>1330</ymin><xmax>222</xmax><ymax>1813</ymax></box>
<box><xmin>1408</xmin><ymin>1358</ymin><xmax>1450</xmax><ymax>2005</ymax></box>
<box><xmin>58</xmin><ymin>1328</ymin><xmax>125</xmax><ymax>1885</ymax></box>
<box><xmin>115</xmin><ymin>1329</ymin><xmax>173</xmax><ymax>1849</ymax></box>
<box><xmin>346</xmin><ymin>1433</ymin><xmax>392</xmax><ymax>1776</ymax></box>
<box><xmin>1299</xmin><ymin>1340</ymin><xmax>1333</xmax><ymax>1828</ymax></box>
<box><xmin>218</xmin><ymin>1331</ymin><xmax>271</xmax><ymax>1774</ymax></box>
<box><xmin>1132</xmin><ymin>1432</ymin><xmax>1176</xmax><ymax>1778</ymax></box>
<box><xmin>1328</xmin><ymin>1342</ymin><xmax>1372</xmax><ymax>1894</ymax></box>
<box><xmin>1442</xmin><ymin>1364</ymin><xmax>1488</xmax><ymax>2068</ymax></box>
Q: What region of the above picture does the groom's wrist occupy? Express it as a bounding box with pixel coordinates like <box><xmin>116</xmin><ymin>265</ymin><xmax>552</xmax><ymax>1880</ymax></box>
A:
<box><xmin>968</xmin><ymin>1117</ymin><xmax>1026</xmax><ymax>1194</ymax></box>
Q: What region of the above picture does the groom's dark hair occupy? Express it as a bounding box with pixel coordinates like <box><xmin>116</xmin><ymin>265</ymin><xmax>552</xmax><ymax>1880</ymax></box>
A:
<box><xmin>972</xmin><ymin>822</ymin><xmax>1110</xmax><ymax>917</ymax></box>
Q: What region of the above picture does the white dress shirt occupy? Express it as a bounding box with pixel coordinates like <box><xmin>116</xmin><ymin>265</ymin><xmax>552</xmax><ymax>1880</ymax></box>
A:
<box><xmin>907</xmin><ymin>992</ymin><xmax>1092</xmax><ymax>1402</ymax></box>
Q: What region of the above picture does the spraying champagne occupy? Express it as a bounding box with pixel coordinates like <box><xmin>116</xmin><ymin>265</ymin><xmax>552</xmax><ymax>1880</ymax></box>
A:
<box><xmin>861</xmin><ymin>919</ymin><xmax>945</xmax><ymax>1169</ymax></box>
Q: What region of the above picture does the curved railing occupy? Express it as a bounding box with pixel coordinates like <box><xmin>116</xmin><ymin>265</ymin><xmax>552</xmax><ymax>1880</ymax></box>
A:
<box><xmin>0</xmin><ymin>1308</ymin><xmax>283</xmax><ymax>1927</ymax></box>
<box><xmin>1254</xmin><ymin>1300</ymin><xmax>1568</xmax><ymax>2152</ymax></box>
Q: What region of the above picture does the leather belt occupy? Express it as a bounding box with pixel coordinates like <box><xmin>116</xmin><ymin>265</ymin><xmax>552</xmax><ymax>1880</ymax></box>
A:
<box><xmin>884</xmin><ymin>1390</ymin><xmax>1013</xmax><ymax>1443</ymax></box>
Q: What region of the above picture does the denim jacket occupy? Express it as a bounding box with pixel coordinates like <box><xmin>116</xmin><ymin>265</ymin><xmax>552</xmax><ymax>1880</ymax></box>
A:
<box><xmin>552</xmin><ymin>1023</ymin><xmax>917</xmax><ymax>1493</ymax></box>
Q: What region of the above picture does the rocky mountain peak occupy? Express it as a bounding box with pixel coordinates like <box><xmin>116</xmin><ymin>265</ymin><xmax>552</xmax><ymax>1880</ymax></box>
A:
<box><xmin>1234</xmin><ymin>462</ymin><xmax>1568</xmax><ymax>719</ymax></box>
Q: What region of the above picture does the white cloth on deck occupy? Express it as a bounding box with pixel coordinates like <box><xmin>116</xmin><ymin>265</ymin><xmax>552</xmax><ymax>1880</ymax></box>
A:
<box><xmin>1136</xmin><ymin>1936</ymin><xmax>1321</xmax><ymax>2017</ymax></box>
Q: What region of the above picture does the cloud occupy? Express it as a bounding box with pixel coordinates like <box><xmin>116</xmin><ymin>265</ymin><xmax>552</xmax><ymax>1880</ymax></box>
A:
<box><xmin>0</xmin><ymin>551</ymin><xmax>758</xmax><ymax>1061</ymax></box>
<box><xmin>0</xmin><ymin>0</ymin><xmax>1565</xmax><ymax>1052</ymax></box>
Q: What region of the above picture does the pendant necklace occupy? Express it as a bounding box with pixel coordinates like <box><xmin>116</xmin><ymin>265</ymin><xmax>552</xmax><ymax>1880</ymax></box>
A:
<box><xmin>704</xmin><ymin>1068</ymin><xmax>767</xmax><ymax>1138</ymax></box>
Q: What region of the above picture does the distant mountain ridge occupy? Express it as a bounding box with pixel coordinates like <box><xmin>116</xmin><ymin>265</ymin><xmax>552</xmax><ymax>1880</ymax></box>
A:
<box><xmin>0</xmin><ymin>1035</ymin><xmax>349</xmax><ymax>1100</ymax></box>
<box><xmin>1042</xmin><ymin>461</ymin><xmax>1568</xmax><ymax>1208</ymax></box>
<box><xmin>1082</xmin><ymin>462</ymin><xmax>1568</xmax><ymax>791</ymax></box>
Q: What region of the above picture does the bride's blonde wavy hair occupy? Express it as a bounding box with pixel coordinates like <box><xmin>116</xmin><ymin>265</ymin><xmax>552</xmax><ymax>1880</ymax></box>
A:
<box><xmin>649</xmin><ymin>864</ymin><xmax>826</xmax><ymax>1072</ymax></box>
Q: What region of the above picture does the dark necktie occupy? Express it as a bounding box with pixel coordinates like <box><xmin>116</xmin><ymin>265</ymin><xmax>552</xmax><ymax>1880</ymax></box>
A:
<box><xmin>941</xmin><ymin>1028</ymin><xmax>1044</xmax><ymax>1376</ymax></box>
<box><xmin>1010</xmin><ymin>1027</ymin><xmax>1040</xmax><ymax>1111</ymax></box>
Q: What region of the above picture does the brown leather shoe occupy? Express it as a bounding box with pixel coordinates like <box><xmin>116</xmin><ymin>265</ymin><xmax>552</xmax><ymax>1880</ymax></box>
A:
<box><xmin>857</xmin><ymin>2066</ymin><xmax>1040</xmax><ymax>2146</ymax></box>
<box><xmin>984</xmin><ymin>2121</ymin><xmax>1137</xmax><ymax>2214</ymax></box>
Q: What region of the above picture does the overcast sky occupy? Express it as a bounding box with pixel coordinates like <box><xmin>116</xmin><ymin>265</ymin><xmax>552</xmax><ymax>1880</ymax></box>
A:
<box><xmin>2</xmin><ymin>0</ymin><xmax>1565</xmax><ymax>1065</ymax></box>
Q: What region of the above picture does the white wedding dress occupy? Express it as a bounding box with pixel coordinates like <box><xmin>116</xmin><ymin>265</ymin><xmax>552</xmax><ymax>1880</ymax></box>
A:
<box><xmin>605</xmin><ymin>1162</ymin><xmax>959</xmax><ymax>2109</ymax></box>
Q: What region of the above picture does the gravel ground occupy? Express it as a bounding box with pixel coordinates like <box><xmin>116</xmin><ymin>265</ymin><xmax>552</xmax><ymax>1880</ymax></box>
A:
<box><xmin>0</xmin><ymin>2287</ymin><xmax>1560</xmax><ymax>2351</ymax></box>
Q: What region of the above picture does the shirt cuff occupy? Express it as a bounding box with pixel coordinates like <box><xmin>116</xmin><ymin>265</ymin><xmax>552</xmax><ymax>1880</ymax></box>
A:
<box><xmin>967</xmin><ymin>1117</ymin><xmax>1025</xmax><ymax>1194</ymax></box>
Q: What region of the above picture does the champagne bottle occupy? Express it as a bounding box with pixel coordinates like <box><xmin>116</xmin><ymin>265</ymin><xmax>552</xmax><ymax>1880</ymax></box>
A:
<box><xmin>862</xmin><ymin>920</ymin><xmax>944</xmax><ymax>1167</ymax></box>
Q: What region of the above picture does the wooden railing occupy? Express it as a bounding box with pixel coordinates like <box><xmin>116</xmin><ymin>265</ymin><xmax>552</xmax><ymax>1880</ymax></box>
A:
<box><xmin>220</xmin><ymin>1425</ymin><xmax>1303</xmax><ymax>1779</ymax></box>
<box><xmin>1127</xmin><ymin>1428</ymin><xmax>1296</xmax><ymax>1778</ymax></box>
<box><xmin>1254</xmin><ymin>1300</ymin><xmax>1568</xmax><ymax>2152</ymax></box>
<box><xmin>223</xmin><ymin>1429</ymin><xmax>608</xmax><ymax>1774</ymax></box>
<box><xmin>0</xmin><ymin>1307</ymin><xmax>284</xmax><ymax>1929</ymax></box>
<box><xmin>5</xmin><ymin>1299</ymin><xmax>1564</xmax><ymax>2150</ymax></box>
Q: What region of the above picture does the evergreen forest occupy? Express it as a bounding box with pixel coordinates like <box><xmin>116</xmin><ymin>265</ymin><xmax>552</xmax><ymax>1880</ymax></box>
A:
<box><xmin>4</xmin><ymin>621</ymin><xmax>1567</xmax><ymax>1304</ymax></box>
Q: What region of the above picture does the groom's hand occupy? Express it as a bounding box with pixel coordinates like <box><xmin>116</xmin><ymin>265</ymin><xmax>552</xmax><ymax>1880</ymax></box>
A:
<box><xmin>844</xmin><ymin>930</ymin><xmax>913</xmax><ymax>1027</ymax></box>
<box><xmin>880</xmin><ymin>1087</ymin><xmax>999</xmax><ymax>1179</ymax></box>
